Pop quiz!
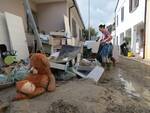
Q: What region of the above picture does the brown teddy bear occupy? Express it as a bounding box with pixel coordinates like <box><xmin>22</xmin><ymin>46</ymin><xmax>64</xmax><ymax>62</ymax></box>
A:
<box><xmin>13</xmin><ymin>53</ymin><xmax>56</xmax><ymax>101</ymax></box>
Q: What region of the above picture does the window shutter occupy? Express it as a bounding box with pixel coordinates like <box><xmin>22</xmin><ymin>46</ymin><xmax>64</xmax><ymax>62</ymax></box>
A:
<box><xmin>129</xmin><ymin>0</ymin><xmax>132</xmax><ymax>12</ymax></box>
<box><xmin>121</xmin><ymin>7</ymin><xmax>124</xmax><ymax>21</ymax></box>
<box><xmin>134</xmin><ymin>0</ymin><xmax>139</xmax><ymax>8</ymax></box>
<box><xmin>116</xmin><ymin>15</ymin><xmax>118</xmax><ymax>26</ymax></box>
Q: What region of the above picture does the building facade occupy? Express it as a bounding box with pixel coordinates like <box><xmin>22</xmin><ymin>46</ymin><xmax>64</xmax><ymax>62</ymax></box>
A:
<box><xmin>145</xmin><ymin>0</ymin><xmax>150</xmax><ymax>59</ymax></box>
<box><xmin>0</xmin><ymin>0</ymin><xmax>85</xmax><ymax>44</ymax></box>
<box><xmin>115</xmin><ymin>0</ymin><xmax>145</xmax><ymax>58</ymax></box>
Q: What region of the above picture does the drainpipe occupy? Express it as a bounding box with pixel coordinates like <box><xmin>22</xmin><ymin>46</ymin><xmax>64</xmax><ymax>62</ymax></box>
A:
<box><xmin>143</xmin><ymin>0</ymin><xmax>147</xmax><ymax>59</ymax></box>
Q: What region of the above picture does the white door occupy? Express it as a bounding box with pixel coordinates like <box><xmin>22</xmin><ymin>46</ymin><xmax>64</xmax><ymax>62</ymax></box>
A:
<box><xmin>5</xmin><ymin>12</ymin><xmax>29</xmax><ymax>60</ymax></box>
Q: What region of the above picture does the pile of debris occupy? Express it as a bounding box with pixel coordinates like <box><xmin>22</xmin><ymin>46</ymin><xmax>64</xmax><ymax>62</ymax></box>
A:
<box><xmin>0</xmin><ymin>60</ymin><xmax>30</xmax><ymax>90</ymax></box>
<box><xmin>0</xmin><ymin>44</ymin><xmax>104</xmax><ymax>90</ymax></box>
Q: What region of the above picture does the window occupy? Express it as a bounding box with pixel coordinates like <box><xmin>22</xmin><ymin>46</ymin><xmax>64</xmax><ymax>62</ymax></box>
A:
<box><xmin>72</xmin><ymin>18</ymin><xmax>77</xmax><ymax>37</ymax></box>
<box><xmin>116</xmin><ymin>15</ymin><xmax>119</xmax><ymax>26</ymax></box>
<box><xmin>79</xmin><ymin>29</ymin><xmax>82</xmax><ymax>39</ymax></box>
<box><xmin>129</xmin><ymin>0</ymin><xmax>139</xmax><ymax>13</ymax></box>
<box><xmin>117</xmin><ymin>36</ymin><xmax>118</xmax><ymax>45</ymax></box>
<box><xmin>121</xmin><ymin>7</ymin><xmax>124</xmax><ymax>22</ymax></box>
<box><xmin>120</xmin><ymin>32</ymin><xmax>124</xmax><ymax>44</ymax></box>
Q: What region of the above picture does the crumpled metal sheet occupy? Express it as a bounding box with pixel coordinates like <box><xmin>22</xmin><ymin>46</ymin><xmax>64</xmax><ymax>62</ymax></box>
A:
<box><xmin>58</xmin><ymin>45</ymin><xmax>80</xmax><ymax>60</ymax></box>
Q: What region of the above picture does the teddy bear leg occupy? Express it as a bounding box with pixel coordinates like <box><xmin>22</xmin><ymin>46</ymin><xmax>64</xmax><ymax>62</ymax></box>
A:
<box><xmin>47</xmin><ymin>74</ymin><xmax>56</xmax><ymax>92</ymax></box>
<box><xmin>12</xmin><ymin>92</ymin><xmax>29</xmax><ymax>101</ymax></box>
<box><xmin>28</xmin><ymin>87</ymin><xmax>46</xmax><ymax>98</ymax></box>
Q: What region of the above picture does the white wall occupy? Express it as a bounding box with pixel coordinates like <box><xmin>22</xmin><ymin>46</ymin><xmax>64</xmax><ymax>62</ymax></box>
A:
<box><xmin>145</xmin><ymin>0</ymin><xmax>150</xmax><ymax>59</ymax></box>
<box><xmin>70</xmin><ymin>7</ymin><xmax>84</xmax><ymax>45</ymax></box>
<box><xmin>37</xmin><ymin>1</ymin><xmax>67</xmax><ymax>32</ymax></box>
<box><xmin>66</xmin><ymin>0</ymin><xmax>84</xmax><ymax>45</ymax></box>
<box><xmin>115</xmin><ymin>0</ymin><xmax>145</xmax><ymax>48</ymax></box>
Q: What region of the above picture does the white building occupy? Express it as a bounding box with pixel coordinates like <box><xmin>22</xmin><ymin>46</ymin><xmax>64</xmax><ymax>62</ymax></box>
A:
<box><xmin>145</xmin><ymin>0</ymin><xmax>150</xmax><ymax>59</ymax></box>
<box><xmin>115</xmin><ymin>0</ymin><xmax>145</xmax><ymax>58</ymax></box>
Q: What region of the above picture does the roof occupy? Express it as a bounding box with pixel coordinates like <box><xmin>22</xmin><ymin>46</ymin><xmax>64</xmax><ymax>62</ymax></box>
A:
<box><xmin>115</xmin><ymin>0</ymin><xmax>120</xmax><ymax>12</ymax></box>
<box><xmin>73</xmin><ymin>0</ymin><xmax>85</xmax><ymax>29</ymax></box>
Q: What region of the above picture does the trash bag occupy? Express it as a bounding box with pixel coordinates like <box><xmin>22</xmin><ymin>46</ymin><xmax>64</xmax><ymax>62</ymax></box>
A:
<box><xmin>9</xmin><ymin>65</ymin><xmax>29</xmax><ymax>82</ymax></box>
<box><xmin>128</xmin><ymin>51</ymin><xmax>134</xmax><ymax>57</ymax></box>
<box><xmin>0</xmin><ymin>74</ymin><xmax>8</xmax><ymax>83</ymax></box>
<box><xmin>0</xmin><ymin>74</ymin><xmax>14</xmax><ymax>90</ymax></box>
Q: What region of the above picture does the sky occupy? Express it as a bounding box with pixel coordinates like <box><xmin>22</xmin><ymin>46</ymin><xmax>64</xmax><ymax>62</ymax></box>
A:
<box><xmin>76</xmin><ymin>0</ymin><xmax>118</xmax><ymax>31</ymax></box>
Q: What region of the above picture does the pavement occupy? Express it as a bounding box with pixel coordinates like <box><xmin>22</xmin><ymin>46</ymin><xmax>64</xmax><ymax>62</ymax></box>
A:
<box><xmin>0</xmin><ymin>57</ymin><xmax>150</xmax><ymax>113</ymax></box>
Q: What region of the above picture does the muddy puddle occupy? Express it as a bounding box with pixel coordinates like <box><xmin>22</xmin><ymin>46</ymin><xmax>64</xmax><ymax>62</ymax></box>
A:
<box><xmin>47</xmin><ymin>100</ymin><xmax>82</xmax><ymax>113</ymax></box>
<box><xmin>117</xmin><ymin>68</ymin><xmax>150</xmax><ymax>106</ymax></box>
<box><xmin>105</xmin><ymin>104</ymin><xmax>150</xmax><ymax>113</ymax></box>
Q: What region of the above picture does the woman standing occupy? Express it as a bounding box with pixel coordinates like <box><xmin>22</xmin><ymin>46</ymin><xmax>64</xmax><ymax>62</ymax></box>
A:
<box><xmin>96</xmin><ymin>24</ymin><xmax>116</xmax><ymax>66</ymax></box>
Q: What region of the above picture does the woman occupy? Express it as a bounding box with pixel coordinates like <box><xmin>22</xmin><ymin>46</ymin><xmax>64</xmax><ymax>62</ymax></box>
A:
<box><xmin>96</xmin><ymin>24</ymin><xmax>116</xmax><ymax>66</ymax></box>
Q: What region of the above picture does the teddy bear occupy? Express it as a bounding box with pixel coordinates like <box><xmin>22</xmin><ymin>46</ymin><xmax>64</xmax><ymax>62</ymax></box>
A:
<box><xmin>13</xmin><ymin>53</ymin><xmax>56</xmax><ymax>101</ymax></box>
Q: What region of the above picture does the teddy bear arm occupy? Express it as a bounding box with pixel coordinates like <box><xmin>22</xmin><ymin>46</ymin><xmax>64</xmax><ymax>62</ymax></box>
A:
<box><xmin>47</xmin><ymin>74</ymin><xmax>56</xmax><ymax>92</ymax></box>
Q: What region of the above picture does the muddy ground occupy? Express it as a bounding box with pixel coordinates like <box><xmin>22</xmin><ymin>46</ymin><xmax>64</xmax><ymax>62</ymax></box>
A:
<box><xmin>0</xmin><ymin>57</ymin><xmax>150</xmax><ymax>113</ymax></box>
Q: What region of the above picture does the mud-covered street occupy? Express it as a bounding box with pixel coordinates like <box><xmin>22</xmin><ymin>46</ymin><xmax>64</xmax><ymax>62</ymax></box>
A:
<box><xmin>0</xmin><ymin>57</ymin><xmax>150</xmax><ymax>113</ymax></box>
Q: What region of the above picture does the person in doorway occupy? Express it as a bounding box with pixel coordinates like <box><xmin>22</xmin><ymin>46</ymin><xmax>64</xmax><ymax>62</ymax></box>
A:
<box><xmin>96</xmin><ymin>24</ymin><xmax>116</xmax><ymax>66</ymax></box>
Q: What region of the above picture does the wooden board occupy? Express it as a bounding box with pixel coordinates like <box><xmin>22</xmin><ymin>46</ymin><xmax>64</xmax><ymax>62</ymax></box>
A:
<box><xmin>5</xmin><ymin>12</ymin><xmax>29</xmax><ymax>60</ymax></box>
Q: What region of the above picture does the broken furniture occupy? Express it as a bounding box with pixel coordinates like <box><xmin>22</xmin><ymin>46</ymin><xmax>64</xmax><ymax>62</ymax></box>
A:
<box><xmin>50</xmin><ymin>45</ymin><xmax>104</xmax><ymax>83</ymax></box>
<box><xmin>50</xmin><ymin>45</ymin><xmax>81</xmax><ymax>80</ymax></box>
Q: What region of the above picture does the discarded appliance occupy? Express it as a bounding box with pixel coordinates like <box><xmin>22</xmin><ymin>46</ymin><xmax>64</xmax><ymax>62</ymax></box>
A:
<box><xmin>72</xmin><ymin>59</ymin><xmax>104</xmax><ymax>83</ymax></box>
<box><xmin>0</xmin><ymin>12</ymin><xmax>29</xmax><ymax>61</ymax></box>
<box><xmin>5</xmin><ymin>12</ymin><xmax>29</xmax><ymax>60</ymax></box>
<box><xmin>84</xmin><ymin>40</ymin><xmax>100</xmax><ymax>53</ymax></box>
<box><xmin>49</xmin><ymin>45</ymin><xmax>104</xmax><ymax>82</ymax></box>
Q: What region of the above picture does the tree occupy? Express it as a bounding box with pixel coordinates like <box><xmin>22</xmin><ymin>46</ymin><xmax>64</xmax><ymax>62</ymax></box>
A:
<box><xmin>82</xmin><ymin>27</ymin><xmax>98</xmax><ymax>40</ymax></box>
